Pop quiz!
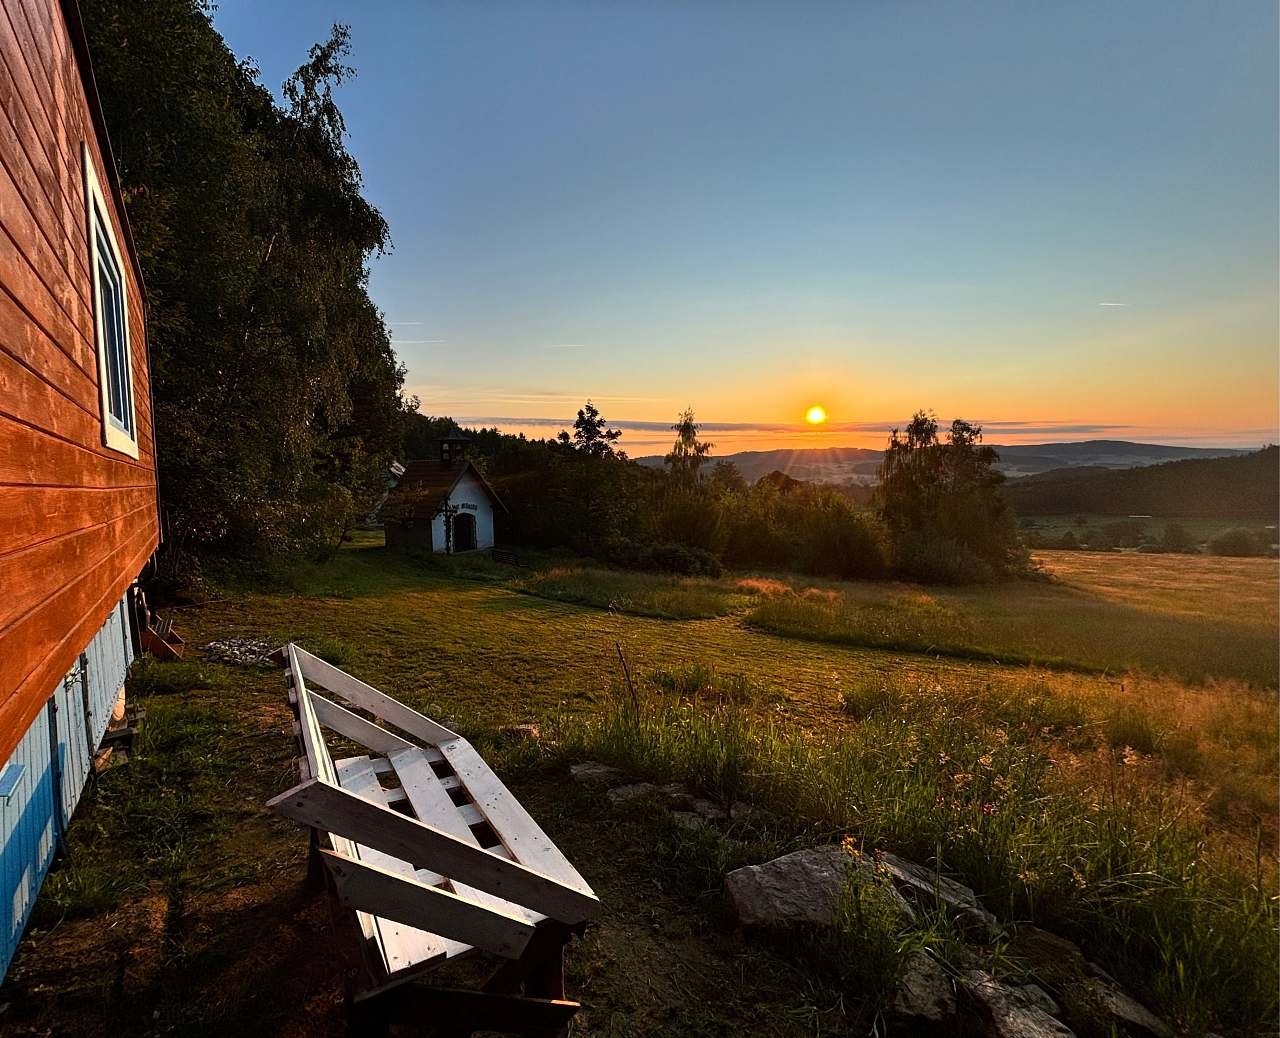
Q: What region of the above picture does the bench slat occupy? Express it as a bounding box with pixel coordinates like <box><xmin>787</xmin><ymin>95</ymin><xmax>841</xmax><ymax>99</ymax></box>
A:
<box><xmin>309</xmin><ymin>693</ymin><xmax>416</xmax><ymax>756</ymax></box>
<box><xmin>335</xmin><ymin>757</ymin><xmax>466</xmax><ymax>973</ymax></box>
<box><xmin>388</xmin><ymin>748</ymin><xmax>541</xmax><ymax>928</ymax></box>
<box><xmin>290</xmin><ymin>647</ymin><xmax>382</xmax><ymax>951</ymax></box>
<box><xmin>293</xmin><ymin>647</ymin><xmax>460</xmax><ymax>745</ymax></box>
<box><xmin>320</xmin><ymin>850</ymin><xmax>534</xmax><ymax>960</ymax></box>
<box><xmin>439</xmin><ymin>739</ymin><xmax>593</xmax><ymax>896</ymax></box>
<box><xmin>268</xmin><ymin>779</ymin><xmax>599</xmax><ymax>924</ymax></box>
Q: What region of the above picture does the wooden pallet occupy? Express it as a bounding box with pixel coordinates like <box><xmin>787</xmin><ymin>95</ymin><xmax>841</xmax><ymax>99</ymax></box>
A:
<box><xmin>268</xmin><ymin>644</ymin><xmax>598</xmax><ymax>1036</ymax></box>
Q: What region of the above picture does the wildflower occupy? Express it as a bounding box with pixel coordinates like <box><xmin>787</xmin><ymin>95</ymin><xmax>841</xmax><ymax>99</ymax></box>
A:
<box><xmin>935</xmin><ymin>793</ymin><xmax>947</xmax><ymax>807</ymax></box>
<box><xmin>841</xmin><ymin>834</ymin><xmax>862</xmax><ymax>858</ymax></box>
<box><xmin>938</xmin><ymin>751</ymin><xmax>951</xmax><ymax>765</ymax></box>
<box><xmin>952</xmin><ymin>772</ymin><xmax>973</xmax><ymax>788</ymax></box>
<box><xmin>977</xmin><ymin>753</ymin><xmax>994</xmax><ymax>769</ymax></box>
<box><xmin>1122</xmin><ymin>746</ymin><xmax>1141</xmax><ymax>767</ymax></box>
<box><xmin>981</xmin><ymin>802</ymin><xmax>997</xmax><ymax>816</ymax></box>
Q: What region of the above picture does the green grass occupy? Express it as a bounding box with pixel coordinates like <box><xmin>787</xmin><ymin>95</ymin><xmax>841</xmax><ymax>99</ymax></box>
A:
<box><xmin>742</xmin><ymin>554</ymin><xmax>1279</xmax><ymax>687</ymax></box>
<box><xmin>19</xmin><ymin>532</ymin><xmax>1275</xmax><ymax>1036</ymax></box>
<box><xmin>1020</xmin><ymin>513</ymin><xmax>1276</xmax><ymax>547</ymax></box>
<box><xmin>512</xmin><ymin>565</ymin><xmax>742</xmax><ymax>619</ymax></box>
<box><xmin>563</xmin><ymin>688</ymin><xmax>1278</xmax><ymax>1035</ymax></box>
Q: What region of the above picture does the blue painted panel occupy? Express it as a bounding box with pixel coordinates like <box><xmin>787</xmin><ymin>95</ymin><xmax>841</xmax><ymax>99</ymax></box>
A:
<box><xmin>0</xmin><ymin>706</ymin><xmax>56</xmax><ymax>979</ymax></box>
<box><xmin>0</xmin><ymin>593</ymin><xmax>136</xmax><ymax>981</ymax></box>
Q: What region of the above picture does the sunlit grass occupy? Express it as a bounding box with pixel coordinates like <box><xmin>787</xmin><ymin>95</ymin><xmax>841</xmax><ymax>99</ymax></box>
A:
<box><xmin>564</xmin><ymin>685</ymin><xmax>1278</xmax><ymax>1034</ymax></box>
<box><xmin>512</xmin><ymin>565</ymin><xmax>742</xmax><ymax>619</ymax></box>
<box><xmin>744</xmin><ymin>556</ymin><xmax>1279</xmax><ymax>687</ymax></box>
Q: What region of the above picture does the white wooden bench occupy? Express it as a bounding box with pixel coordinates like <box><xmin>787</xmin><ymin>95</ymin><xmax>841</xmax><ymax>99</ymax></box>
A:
<box><xmin>267</xmin><ymin>644</ymin><xmax>599</xmax><ymax>1036</ymax></box>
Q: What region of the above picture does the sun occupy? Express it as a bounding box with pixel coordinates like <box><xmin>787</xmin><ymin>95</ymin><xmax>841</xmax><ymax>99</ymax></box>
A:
<box><xmin>805</xmin><ymin>404</ymin><xmax>827</xmax><ymax>425</ymax></box>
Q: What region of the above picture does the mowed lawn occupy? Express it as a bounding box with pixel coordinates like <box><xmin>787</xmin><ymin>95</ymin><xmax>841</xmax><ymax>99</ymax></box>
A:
<box><xmin>744</xmin><ymin>549</ymin><xmax>1278</xmax><ymax>687</ymax></box>
<box><xmin>3</xmin><ymin>535</ymin><xmax>1276</xmax><ymax>1035</ymax></box>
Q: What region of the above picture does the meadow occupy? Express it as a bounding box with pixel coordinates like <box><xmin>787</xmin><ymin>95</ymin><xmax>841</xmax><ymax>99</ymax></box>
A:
<box><xmin>5</xmin><ymin>534</ymin><xmax>1276</xmax><ymax>1035</ymax></box>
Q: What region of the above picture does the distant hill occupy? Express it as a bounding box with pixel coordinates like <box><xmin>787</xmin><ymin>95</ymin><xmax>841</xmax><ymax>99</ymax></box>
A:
<box><xmin>1003</xmin><ymin>447</ymin><xmax>1278</xmax><ymax>519</ymax></box>
<box><xmin>635</xmin><ymin>440</ymin><xmax>1250</xmax><ymax>485</ymax></box>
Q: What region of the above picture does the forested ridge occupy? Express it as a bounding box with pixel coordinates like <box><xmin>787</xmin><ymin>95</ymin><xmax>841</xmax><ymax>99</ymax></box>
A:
<box><xmin>80</xmin><ymin>0</ymin><xmax>410</xmax><ymax>570</ymax></box>
<box><xmin>1005</xmin><ymin>447</ymin><xmax>1278</xmax><ymax>519</ymax></box>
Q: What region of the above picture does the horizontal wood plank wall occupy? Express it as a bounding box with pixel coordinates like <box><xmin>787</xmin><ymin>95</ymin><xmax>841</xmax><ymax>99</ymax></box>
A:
<box><xmin>0</xmin><ymin>0</ymin><xmax>158</xmax><ymax>763</ymax></box>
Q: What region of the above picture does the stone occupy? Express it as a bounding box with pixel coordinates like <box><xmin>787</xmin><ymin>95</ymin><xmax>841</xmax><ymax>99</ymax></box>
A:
<box><xmin>725</xmin><ymin>846</ymin><xmax>911</xmax><ymax>930</ymax></box>
<box><xmin>728</xmin><ymin>802</ymin><xmax>781</xmax><ymax>829</ymax></box>
<box><xmin>962</xmin><ymin>971</ymin><xmax>1076</xmax><ymax>1038</ymax></box>
<box><xmin>607</xmin><ymin>782</ymin><xmax>659</xmax><ymax>805</ymax></box>
<box><xmin>1017</xmin><ymin>984</ymin><xmax>1060</xmax><ymax>1017</ymax></box>
<box><xmin>888</xmin><ymin>950</ymin><xmax>957</xmax><ymax>1032</ymax></box>
<box><xmin>657</xmin><ymin>783</ymin><xmax>695</xmax><ymax>810</ymax></box>
<box><xmin>202</xmin><ymin>637</ymin><xmax>276</xmax><ymax>667</ymax></box>
<box><xmin>570</xmin><ymin>761</ymin><xmax>626</xmax><ymax>786</ymax></box>
<box><xmin>690</xmin><ymin>798</ymin><xmax>727</xmax><ymax>822</ymax></box>
<box><xmin>876</xmin><ymin>851</ymin><xmax>1000</xmax><ymax>936</ymax></box>
<box><xmin>1082</xmin><ymin>979</ymin><xmax>1172</xmax><ymax>1038</ymax></box>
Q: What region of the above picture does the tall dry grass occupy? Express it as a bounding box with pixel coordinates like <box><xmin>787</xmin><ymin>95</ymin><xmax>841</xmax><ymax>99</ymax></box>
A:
<box><xmin>564</xmin><ymin>676</ymin><xmax>1278</xmax><ymax>1034</ymax></box>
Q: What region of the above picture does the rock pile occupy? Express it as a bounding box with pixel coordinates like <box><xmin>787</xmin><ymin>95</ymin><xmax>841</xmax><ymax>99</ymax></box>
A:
<box><xmin>201</xmin><ymin>637</ymin><xmax>276</xmax><ymax>666</ymax></box>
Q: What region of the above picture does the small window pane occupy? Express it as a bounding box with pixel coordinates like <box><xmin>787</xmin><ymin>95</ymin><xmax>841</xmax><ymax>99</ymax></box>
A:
<box><xmin>93</xmin><ymin>211</ymin><xmax>133</xmax><ymax>438</ymax></box>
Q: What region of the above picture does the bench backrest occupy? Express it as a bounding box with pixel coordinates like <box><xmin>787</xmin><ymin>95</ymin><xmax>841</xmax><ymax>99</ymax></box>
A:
<box><xmin>271</xmin><ymin>644</ymin><xmax>598</xmax><ymax>969</ymax></box>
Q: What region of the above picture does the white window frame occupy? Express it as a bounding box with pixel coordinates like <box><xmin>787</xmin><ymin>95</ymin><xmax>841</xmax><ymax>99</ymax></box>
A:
<box><xmin>83</xmin><ymin>144</ymin><xmax>138</xmax><ymax>459</ymax></box>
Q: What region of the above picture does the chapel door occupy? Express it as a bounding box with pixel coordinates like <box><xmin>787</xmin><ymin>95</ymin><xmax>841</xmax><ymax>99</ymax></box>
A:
<box><xmin>453</xmin><ymin>512</ymin><xmax>477</xmax><ymax>552</ymax></box>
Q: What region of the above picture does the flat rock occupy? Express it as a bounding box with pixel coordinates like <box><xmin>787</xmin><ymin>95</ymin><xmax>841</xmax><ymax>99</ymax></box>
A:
<box><xmin>876</xmin><ymin>852</ymin><xmax>999</xmax><ymax>935</ymax></box>
<box><xmin>1013</xmin><ymin>926</ymin><xmax>1086</xmax><ymax>981</ymax></box>
<box><xmin>690</xmin><ymin>798</ymin><xmax>727</xmax><ymax>822</ymax></box>
<box><xmin>889</xmin><ymin>950</ymin><xmax>957</xmax><ymax>1032</ymax></box>
<box><xmin>570</xmin><ymin>761</ymin><xmax>626</xmax><ymax>786</ymax></box>
<box><xmin>728</xmin><ymin>802</ymin><xmax>781</xmax><ymax>828</ymax></box>
<box><xmin>725</xmin><ymin>846</ymin><xmax>911</xmax><ymax>930</ymax></box>
<box><xmin>658</xmin><ymin>783</ymin><xmax>695</xmax><ymax>810</ymax></box>
<box><xmin>1017</xmin><ymin>984</ymin><xmax>1059</xmax><ymax>1017</ymax></box>
<box><xmin>1083</xmin><ymin>979</ymin><xmax>1171</xmax><ymax>1038</ymax></box>
<box><xmin>963</xmin><ymin>971</ymin><xmax>1076</xmax><ymax>1038</ymax></box>
<box><xmin>607</xmin><ymin>782</ymin><xmax>659</xmax><ymax>805</ymax></box>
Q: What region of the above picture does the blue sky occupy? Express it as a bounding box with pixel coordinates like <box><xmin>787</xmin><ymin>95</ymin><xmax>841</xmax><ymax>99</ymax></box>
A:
<box><xmin>214</xmin><ymin>1</ymin><xmax>1278</xmax><ymax>452</ymax></box>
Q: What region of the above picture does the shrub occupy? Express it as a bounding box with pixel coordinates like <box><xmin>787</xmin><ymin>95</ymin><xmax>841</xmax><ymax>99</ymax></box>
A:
<box><xmin>1104</xmin><ymin>703</ymin><xmax>1160</xmax><ymax>754</ymax></box>
<box><xmin>1209</xmin><ymin>528</ymin><xmax>1264</xmax><ymax>557</ymax></box>
<box><xmin>893</xmin><ymin>531</ymin><xmax>996</xmax><ymax>585</ymax></box>
<box><xmin>840</xmin><ymin>678</ymin><xmax>905</xmax><ymax>718</ymax></box>
<box><xmin>604</xmin><ymin>539</ymin><xmax>723</xmax><ymax>577</ymax></box>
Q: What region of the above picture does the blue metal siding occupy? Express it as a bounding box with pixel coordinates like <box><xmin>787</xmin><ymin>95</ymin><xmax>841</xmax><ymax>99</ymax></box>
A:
<box><xmin>0</xmin><ymin>705</ymin><xmax>56</xmax><ymax>979</ymax></box>
<box><xmin>0</xmin><ymin>594</ymin><xmax>135</xmax><ymax>979</ymax></box>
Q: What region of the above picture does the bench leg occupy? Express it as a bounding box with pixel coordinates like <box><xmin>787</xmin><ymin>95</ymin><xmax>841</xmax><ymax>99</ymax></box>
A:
<box><xmin>305</xmin><ymin>829</ymin><xmax>328</xmax><ymax>894</ymax></box>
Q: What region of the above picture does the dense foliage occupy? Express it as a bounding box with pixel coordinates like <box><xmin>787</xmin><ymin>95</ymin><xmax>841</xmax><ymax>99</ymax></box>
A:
<box><xmin>875</xmin><ymin>412</ymin><xmax>1027</xmax><ymax>582</ymax></box>
<box><xmin>1005</xmin><ymin>446</ymin><xmax>1279</xmax><ymax>519</ymax></box>
<box><xmin>82</xmin><ymin>1</ymin><xmax>409</xmax><ymax>568</ymax></box>
<box><xmin>411</xmin><ymin>404</ymin><xmax>1037</xmax><ymax>583</ymax></box>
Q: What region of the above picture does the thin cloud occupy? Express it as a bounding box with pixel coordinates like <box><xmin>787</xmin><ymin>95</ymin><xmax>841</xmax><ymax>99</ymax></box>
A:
<box><xmin>543</xmin><ymin>344</ymin><xmax>586</xmax><ymax>350</ymax></box>
<box><xmin>389</xmin><ymin>320</ymin><xmax>424</xmax><ymax>325</ymax></box>
<box><xmin>1096</xmin><ymin>301</ymin><xmax>1129</xmax><ymax>307</ymax></box>
<box><xmin>392</xmin><ymin>339</ymin><xmax>445</xmax><ymax>345</ymax></box>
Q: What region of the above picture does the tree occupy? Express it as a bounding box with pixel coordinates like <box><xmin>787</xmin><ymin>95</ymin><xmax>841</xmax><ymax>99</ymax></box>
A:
<box><xmin>80</xmin><ymin>1</ymin><xmax>410</xmax><ymax>565</ymax></box>
<box><xmin>557</xmin><ymin>401</ymin><xmax>625</xmax><ymax>459</ymax></box>
<box><xmin>664</xmin><ymin>408</ymin><xmax>713</xmax><ymax>484</ymax></box>
<box><xmin>875</xmin><ymin>412</ymin><xmax>1026</xmax><ymax>582</ymax></box>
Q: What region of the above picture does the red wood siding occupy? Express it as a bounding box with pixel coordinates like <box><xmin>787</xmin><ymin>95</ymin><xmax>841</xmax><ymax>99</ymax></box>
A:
<box><xmin>0</xmin><ymin>0</ymin><xmax>158</xmax><ymax>762</ymax></box>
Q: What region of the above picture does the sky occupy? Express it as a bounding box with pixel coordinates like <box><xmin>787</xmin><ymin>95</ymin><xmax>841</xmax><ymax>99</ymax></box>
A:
<box><xmin>214</xmin><ymin>1</ymin><xmax>1278</xmax><ymax>455</ymax></box>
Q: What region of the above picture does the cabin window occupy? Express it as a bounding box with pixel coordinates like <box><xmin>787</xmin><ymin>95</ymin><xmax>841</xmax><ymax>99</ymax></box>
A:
<box><xmin>83</xmin><ymin>145</ymin><xmax>138</xmax><ymax>459</ymax></box>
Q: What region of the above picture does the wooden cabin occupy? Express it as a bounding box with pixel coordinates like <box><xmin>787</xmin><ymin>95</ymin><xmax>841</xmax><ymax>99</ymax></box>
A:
<box><xmin>382</xmin><ymin>439</ymin><xmax>505</xmax><ymax>554</ymax></box>
<box><xmin>0</xmin><ymin>0</ymin><xmax>159</xmax><ymax>976</ymax></box>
